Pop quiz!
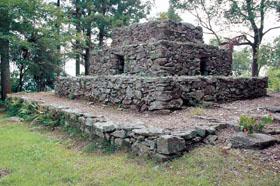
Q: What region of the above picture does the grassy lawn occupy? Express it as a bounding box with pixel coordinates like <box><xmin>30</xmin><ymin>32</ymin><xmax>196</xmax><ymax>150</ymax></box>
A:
<box><xmin>0</xmin><ymin>113</ymin><xmax>279</xmax><ymax>186</ymax></box>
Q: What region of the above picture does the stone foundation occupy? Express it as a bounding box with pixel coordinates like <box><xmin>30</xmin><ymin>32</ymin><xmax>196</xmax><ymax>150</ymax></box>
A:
<box><xmin>6</xmin><ymin>96</ymin><xmax>226</xmax><ymax>162</ymax></box>
<box><xmin>55</xmin><ymin>76</ymin><xmax>267</xmax><ymax>111</ymax></box>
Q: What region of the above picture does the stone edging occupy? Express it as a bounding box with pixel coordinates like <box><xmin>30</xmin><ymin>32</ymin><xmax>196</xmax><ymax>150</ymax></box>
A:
<box><xmin>6</xmin><ymin>96</ymin><xmax>229</xmax><ymax>162</ymax></box>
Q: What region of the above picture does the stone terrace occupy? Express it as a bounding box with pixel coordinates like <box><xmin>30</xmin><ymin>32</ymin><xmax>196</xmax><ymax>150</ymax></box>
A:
<box><xmin>7</xmin><ymin>92</ymin><xmax>280</xmax><ymax>161</ymax></box>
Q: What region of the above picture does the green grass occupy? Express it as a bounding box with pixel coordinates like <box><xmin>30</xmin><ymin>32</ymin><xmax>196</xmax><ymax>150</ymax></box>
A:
<box><xmin>0</xmin><ymin>113</ymin><xmax>279</xmax><ymax>186</ymax></box>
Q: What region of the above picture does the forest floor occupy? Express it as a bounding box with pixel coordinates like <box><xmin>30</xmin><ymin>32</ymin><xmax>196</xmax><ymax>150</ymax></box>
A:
<box><xmin>0</xmin><ymin>113</ymin><xmax>280</xmax><ymax>186</ymax></box>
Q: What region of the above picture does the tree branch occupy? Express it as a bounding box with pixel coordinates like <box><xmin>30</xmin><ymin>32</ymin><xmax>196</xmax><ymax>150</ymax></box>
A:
<box><xmin>263</xmin><ymin>26</ymin><xmax>280</xmax><ymax>36</ymax></box>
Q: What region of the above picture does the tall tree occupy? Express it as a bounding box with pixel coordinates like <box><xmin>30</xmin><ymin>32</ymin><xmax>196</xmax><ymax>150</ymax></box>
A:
<box><xmin>74</xmin><ymin>0</ymin><xmax>82</xmax><ymax>76</ymax></box>
<box><xmin>171</xmin><ymin>0</ymin><xmax>225</xmax><ymax>44</ymax></box>
<box><xmin>172</xmin><ymin>0</ymin><xmax>280</xmax><ymax>76</ymax></box>
<box><xmin>226</xmin><ymin>0</ymin><xmax>280</xmax><ymax>76</ymax></box>
<box><xmin>158</xmin><ymin>0</ymin><xmax>182</xmax><ymax>21</ymax></box>
<box><xmin>0</xmin><ymin>1</ymin><xmax>16</xmax><ymax>99</ymax></box>
<box><xmin>94</xmin><ymin>0</ymin><xmax>151</xmax><ymax>47</ymax></box>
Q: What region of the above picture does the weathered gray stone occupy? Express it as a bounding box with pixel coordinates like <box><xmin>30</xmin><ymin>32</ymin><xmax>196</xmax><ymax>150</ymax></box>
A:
<box><xmin>157</xmin><ymin>135</ymin><xmax>186</xmax><ymax>155</ymax></box>
<box><xmin>7</xmin><ymin>117</ymin><xmax>22</xmax><ymax>122</ymax></box>
<box><xmin>203</xmin><ymin>135</ymin><xmax>218</xmax><ymax>145</ymax></box>
<box><xmin>94</xmin><ymin>121</ymin><xmax>118</xmax><ymax>133</ymax></box>
<box><xmin>172</xmin><ymin>130</ymin><xmax>195</xmax><ymax>140</ymax></box>
<box><xmin>131</xmin><ymin>142</ymin><xmax>151</xmax><ymax>156</ymax></box>
<box><xmin>266</xmin><ymin>106</ymin><xmax>280</xmax><ymax>113</ymax></box>
<box><xmin>85</xmin><ymin>118</ymin><xmax>94</xmax><ymax>126</ymax></box>
<box><xmin>114</xmin><ymin>138</ymin><xmax>131</xmax><ymax>148</ymax></box>
<box><xmin>230</xmin><ymin>132</ymin><xmax>277</xmax><ymax>149</ymax></box>
<box><xmin>111</xmin><ymin>130</ymin><xmax>127</xmax><ymax>138</ymax></box>
<box><xmin>133</xmin><ymin>127</ymin><xmax>164</xmax><ymax>137</ymax></box>
<box><xmin>142</xmin><ymin>139</ymin><xmax>156</xmax><ymax>150</ymax></box>
<box><xmin>194</xmin><ymin>127</ymin><xmax>207</xmax><ymax>137</ymax></box>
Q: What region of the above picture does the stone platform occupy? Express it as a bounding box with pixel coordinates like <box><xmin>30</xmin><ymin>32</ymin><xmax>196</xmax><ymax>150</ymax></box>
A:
<box><xmin>55</xmin><ymin>75</ymin><xmax>267</xmax><ymax>111</ymax></box>
<box><xmin>7</xmin><ymin>92</ymin><xmax>280</xmax><ymax>161</ymax></box>
<box><xmin>6</xmin><ymin>94</ymin><xmax>227</xmax><ymax>162</ymax></box>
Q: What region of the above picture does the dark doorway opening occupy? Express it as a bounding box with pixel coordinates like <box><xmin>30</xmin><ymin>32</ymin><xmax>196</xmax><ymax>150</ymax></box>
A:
<box><xmin>116</xmin><ymin>55</ymin><xmax>125</xmax><ymax>74</ymax></box>
<box><xmin>200</xmin><ymin>57</ymin><xmax>208</xmax><ymax>76</ymax></box>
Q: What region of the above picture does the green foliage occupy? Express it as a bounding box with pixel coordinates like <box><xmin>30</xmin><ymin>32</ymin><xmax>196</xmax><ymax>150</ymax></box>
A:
<box><xmin>83</xmin><ymin>140</ymin><xmax>119</xmax><ymax>154</ymax></box>
<box><xmin>257</xmin><ymin>115</ymin><xmax>273</xmax><ymax>132</ymax></box>
<box><xmin>5</xmin><ymin>98</ymin><xmax>62</xmax><ymax>127</ymax></box>
<box><xmin>68</xmin><ymin>93</ymin><xmax>76</xmax><ymax>100</ymax></box>
<box><xmin>239</xmin><ymin>115</ymin><xmax>257</xmax><ymax>134</ymax></box>
<box><xmin>34</xmin><ymin>113</ymin><xmax>60</xmax><ymax>128</ymax></box>
<box><xmin>63</xmin><ymin>124</ymin><xmax>86</xmax><ymax>138</ymax></box>
<box><xmin>268</xmin><ymin>68</ymin><xmax>280</xmax><ymax>92</ymax></box>
<box><xmin>239</xmin><ymin>115</ymin><xmax>273</xmax><ymax>134</ymax></box>
<box><xmin>232</xmin><ymin>48</ymin><xmax>251</xmax><ymax>76</ymax></box>
<box><xmin>157</xmin><ymin>0</ymin><xmax>182</xmax><ymax>22</ymax></box>
<box><xmin>5</xmin><ymin>99</ymin><xmax>23</xmax><ymax>117</ymax></box>
<box><xmin>0</xmin><ymin>0</ymin><xmax>67</xmax><ymax>93</ymax></box>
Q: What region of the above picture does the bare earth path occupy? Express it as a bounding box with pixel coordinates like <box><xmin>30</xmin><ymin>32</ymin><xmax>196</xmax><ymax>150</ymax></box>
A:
<box><xmin>11</xmin><ymin>92</ymin><xmax>280</xmax><ymax>130</ymax></box>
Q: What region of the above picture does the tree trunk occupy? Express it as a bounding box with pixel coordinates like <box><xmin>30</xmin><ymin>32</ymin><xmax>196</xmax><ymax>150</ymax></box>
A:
<box><xmin>56</xmin><ymin>0</ymin><xmax>62</xmax><ymax>73</ymax></box>
<box><xmin>84</xmin><ymin>8</ymin><xmax>92</xmax><ymax>75</ymax></box>
<box><xmin>0</xmin><ymin>39</ymin><xmax>11</xmax><ymax>100</ymax></box>
<box><xmin>17</xmin><ymin>65</ymin><xmax>25</xmax><ymax>92</ymax></box>
<box><xmin>252</xmin><ymin>45</ymin><xmax>259</xmax><ymax>77</ymax></box>
<box><xmin>75</xmin><ymin>0</ymin><xmax>81</xmax><ymax>76</ymax></box>
<box><xmin>85</xmin><ymin>27</ymin><xmax>92</xmax><ymax>75</ymax></box>
<box><xmin>98</xmin><ymin>28</ymin><xmax>105</xmax><ymax>47</ymax></box>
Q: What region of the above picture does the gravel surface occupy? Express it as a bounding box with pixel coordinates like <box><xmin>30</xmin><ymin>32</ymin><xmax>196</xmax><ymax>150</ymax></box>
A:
<box><xmin>10</xmin><ymin>92</ymin><xmax>280</xmax><ymax>130</ymax></box>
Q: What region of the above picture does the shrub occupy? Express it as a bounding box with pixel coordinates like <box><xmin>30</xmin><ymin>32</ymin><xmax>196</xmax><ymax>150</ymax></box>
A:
<box><xmin>239</xmin><ymin>115</ymin><xmax>257</xmax><ymax>134</ymax></box>
<box><xmin>268</xmin><ymin>68</ymin><xmax>280</xmax><ymax>92</ymax></box>
<box><xmin>239</xmin><ymin>115</ymin><xmax>273</xmax><ymax>134</ymax></box>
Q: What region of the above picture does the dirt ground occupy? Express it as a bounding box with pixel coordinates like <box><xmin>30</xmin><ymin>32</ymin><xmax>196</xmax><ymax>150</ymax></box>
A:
<box><xmin>10</xmin><ymin>92</ymin><xmax>280</xmax><ymax>130</ymax></box>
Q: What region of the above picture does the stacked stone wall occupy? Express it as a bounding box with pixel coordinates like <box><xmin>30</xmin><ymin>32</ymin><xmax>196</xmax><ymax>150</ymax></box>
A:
<box><xmin>7</xmin><ymin>96</ymin><xmax>227</xmax><ymax>161</ymax></box>
<box><xmin>55</xmin><ymin>76</ymin><xmax>267</xmax><ymax>111</ymax></box>
<box><xmin>111</xmin><ymin>20</ymin><xmax>203</xmax><ymax>47</ymax></box>
<box><xmin>89</xmin><ymin>41</ymin><xmax>231</xmax><ymax>77</ymax></box>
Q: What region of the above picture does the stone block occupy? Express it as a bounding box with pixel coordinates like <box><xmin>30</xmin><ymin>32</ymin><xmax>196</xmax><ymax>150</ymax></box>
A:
<box><xmin>157</xmin><ymin>135</ymin><xmax>186</xmax><ymax>155</ymax></box>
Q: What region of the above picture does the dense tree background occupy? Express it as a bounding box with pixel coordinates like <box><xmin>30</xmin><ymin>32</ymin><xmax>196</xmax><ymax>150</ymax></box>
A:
<box><xmin>0</xmin><ymin>0</ymin><xmax>151</xmax><ymax>99</ymax></box>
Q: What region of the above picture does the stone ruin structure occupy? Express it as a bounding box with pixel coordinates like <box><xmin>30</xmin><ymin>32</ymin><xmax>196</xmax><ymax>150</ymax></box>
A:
<box><xmin>55</xmin><ymin>20</ymin><xmax>268</xmax><ymax>112</ymax></box>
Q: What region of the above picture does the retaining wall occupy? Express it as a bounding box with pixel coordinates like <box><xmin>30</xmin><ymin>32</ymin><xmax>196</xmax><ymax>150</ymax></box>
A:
<box><xmin>6</xmin><ymin>96</ymin><xmax>227</xmax><ymax>162</ymax></box>
<box><xmin>55</xmin><ymin>76</ymin><xmax>268</xmax><ymax>111</ymax></box>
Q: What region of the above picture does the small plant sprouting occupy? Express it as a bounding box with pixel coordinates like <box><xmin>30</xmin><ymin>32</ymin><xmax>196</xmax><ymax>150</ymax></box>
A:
<box><xmin>239</xmin><ymin>115</ymin><xmax>256</xmax><ymax>134</ymax></box>
<box><xmin>239</xmin><ymin>114</ymin><xmax>273</xmax><ymax>134</ymax></box>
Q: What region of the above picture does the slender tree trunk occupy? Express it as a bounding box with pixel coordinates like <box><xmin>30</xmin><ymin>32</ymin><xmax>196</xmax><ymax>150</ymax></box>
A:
<box><xmin>85</xmin><ymin>27</ymin><xmax>92</xmax><ymax>75</ymax></box>
<box><xmin>75</xmin><ymin>0</ymin><xmax>81</xmax><ymax>76</ymax></box>
<box><xmin>0</xmin><ymin>39</ymin><xmax>11</xmax><ymax>100</ymax></box>
<box><xmin>56</xmin><ymin>0</ymin><xmax>62</xmax><ymax>74</ymax></box>
<box><xmin>252</xmin><ymin>45</ymin><xmax>259</xmax><ymax>77</ymax></box>
<box><xmin>98</xmin><ymin>28</ymin><xmax>105</xmax><ymax>47</ymax></box>
<box><xmin>84</xmin><ymin>8</ymin><xmax>92</xmax><ymax>75</ymax></box>
<box><xmin>98</xmin><ymin>3</ymin><xmax>106</xmax><ymax>47</ymax></box>
<box><xmin>17</xmin><ymin>65</ymin><xmax>24</xmax><ymax>92</ymax></box>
